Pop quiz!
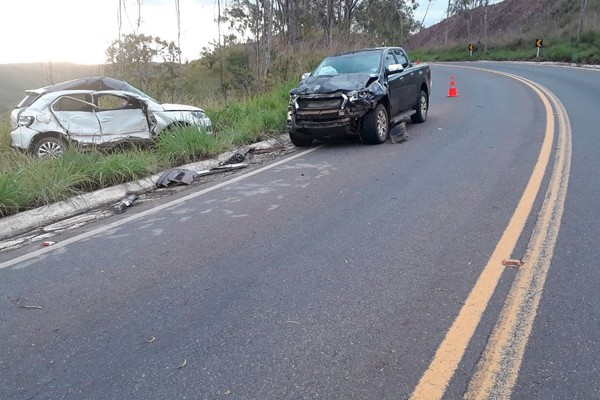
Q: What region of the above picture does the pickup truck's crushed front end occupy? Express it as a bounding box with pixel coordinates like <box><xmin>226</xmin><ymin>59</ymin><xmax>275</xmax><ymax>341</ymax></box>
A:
<box><xmin>288</xmin><ymin>74</ymin><xmax>385</xmax><ymax>138</ymax></box>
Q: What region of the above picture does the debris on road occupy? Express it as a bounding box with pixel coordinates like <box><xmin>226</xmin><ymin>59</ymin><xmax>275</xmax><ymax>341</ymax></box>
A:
<box><xmin>7</xmin><ymin>296</ymin><xmax>43</xmax><ymax>310</ymax></box>
<box><xmin>502</xmin><ymin>258</ymin><xmax>524</xmax><ymax>268</ymax></box>
<box><xmin>390</xmin><ymin>122</ymin><xmax>408</xmax><ymax>144</ymax></box>
<box><xmin>177</xmin><ymin>359</ymin><xmax>187</xmax><ymax>369</ymax></box>
<box><xmin>43</xmin><ymin>214</ymin><xmax>98</xmax><ymax>233</ymax></box>
<box><xmin>42</xmin><ymin>241</ymin><xmax>56</xmax><ymax>247</ymax></box>
<box><xmin>210</xmin><ymin>163</ymin><xmax>248</xmax><ymax>172</ymax></box>
<box><xmin>155</xmin><ymin>169</ymin><xmax>197</xmax><ymax>188</ymax></box>
<box><xmin>145</xmin><ymin>336</ymin><xmax>156</xmax><ymax>343</ymax></box>
<box><xmin>219</xmin><ymin>151</ymin><xmax>246</xmax><ymax>166</ymax></box>
<box><xmin>113</xmin><ymin>194</ymin><xmax>139</xmax><ymax>214</ymax></box>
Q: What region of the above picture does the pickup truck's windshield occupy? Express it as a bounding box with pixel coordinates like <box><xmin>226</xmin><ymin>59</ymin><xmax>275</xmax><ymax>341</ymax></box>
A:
<box><xmin>313</xmin><ymin>50</ymin><xmax>382</xmax><ymax>76</ymax></box>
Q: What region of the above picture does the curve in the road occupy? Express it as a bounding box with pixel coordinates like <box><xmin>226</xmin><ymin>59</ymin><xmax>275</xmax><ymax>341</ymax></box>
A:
<box><xmin>410</xmin><ymin>66</ymin><xmax>572</xmax><ymax>400</ymax></box>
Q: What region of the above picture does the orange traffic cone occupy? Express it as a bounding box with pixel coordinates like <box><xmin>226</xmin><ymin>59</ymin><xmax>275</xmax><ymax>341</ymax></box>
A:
<box><xmin>448</xmin><ymin>75</ymin><xmax>459</xmax><ymax>97</ymax></box>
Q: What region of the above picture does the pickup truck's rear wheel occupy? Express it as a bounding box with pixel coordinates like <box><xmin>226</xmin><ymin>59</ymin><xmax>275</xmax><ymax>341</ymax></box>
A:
<box><xmin>289</xmin><ymin>131</ymin><xmax>313</xmax><ymax>147</ymax></box>
<box><xmin>361</xmin><ymin>104</ymin><xmax>388</xmax><ymax>144</ymax></box>
<box><xmin>411</xmin><ymin>90</ymin><xmax>428</xmax><ymax>123</ymax></box>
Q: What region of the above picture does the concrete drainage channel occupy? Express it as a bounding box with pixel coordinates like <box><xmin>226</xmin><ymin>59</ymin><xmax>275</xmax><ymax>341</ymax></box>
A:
<box><xmin>0</xmin><ymin>136</ymin><xmax>295</xmax><ymax>253</ymax></box>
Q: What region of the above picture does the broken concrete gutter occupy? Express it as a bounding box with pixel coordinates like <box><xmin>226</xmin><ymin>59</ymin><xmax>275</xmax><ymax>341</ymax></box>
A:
<box><xmin>0</xmin><ymin>137</ymin><xmax>287</xmax><ymax>242</ymax></box>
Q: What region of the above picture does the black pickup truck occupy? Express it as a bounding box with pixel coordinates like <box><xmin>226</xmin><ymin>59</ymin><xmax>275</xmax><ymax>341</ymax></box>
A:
<box><xmin>287</xmin><ymin>47</ymin><xmax>431</xmax><ymax>146</ymax></box>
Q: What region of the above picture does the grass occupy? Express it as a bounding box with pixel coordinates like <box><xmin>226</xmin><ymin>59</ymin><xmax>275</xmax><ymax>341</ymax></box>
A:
<box><xmin>0</xmin><ymin>83</ymin><xmax>293</xmax><ymax>218</ymax></box>
<box><xmin>411</xmin><ymin>31</ymin><xmax>600</xmax><ymax>65</ymax></box>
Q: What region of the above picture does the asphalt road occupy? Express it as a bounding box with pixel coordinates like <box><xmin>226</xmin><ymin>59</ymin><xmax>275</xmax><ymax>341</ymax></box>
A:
<box><xmin>0</xmin><ymin>63</ymin><xmax>597</xmax><ymax>399</ymax></box>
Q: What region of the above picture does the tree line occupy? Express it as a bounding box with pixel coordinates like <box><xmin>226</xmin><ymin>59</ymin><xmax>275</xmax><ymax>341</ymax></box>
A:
<box><xmin>104</xmin><ymin>0</ymin><xmax>422</xmax><ymax>102</ymax></box>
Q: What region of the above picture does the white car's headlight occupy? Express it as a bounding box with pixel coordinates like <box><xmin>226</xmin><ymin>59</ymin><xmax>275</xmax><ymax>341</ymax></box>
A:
<box><xmin>18</xmin><ymin>115</ymin><xmax>34</xmax><ymax>127</ymax></box>
<box><xmin>191</xmin><ymin>110</ymin><xmax>208</xmax><ymax>119</ymax></box>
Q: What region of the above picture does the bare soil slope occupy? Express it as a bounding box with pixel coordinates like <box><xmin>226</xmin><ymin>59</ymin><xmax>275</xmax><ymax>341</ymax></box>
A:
<box><xmin>407</xmin><ymin>0</ymin><xmax>599</xmax><ymax>50</ymax></box>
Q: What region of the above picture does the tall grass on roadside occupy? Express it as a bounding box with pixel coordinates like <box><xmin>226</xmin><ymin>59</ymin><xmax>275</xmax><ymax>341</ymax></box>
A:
<box><xmin>208</xmin><ymin>83</ymin><xmax>292</xmax><ymax>143</ymax></box>
<box><xmin>156</xmin><ymin>126</ymin><xmax>226</xmax><ymax>166</ymax></box>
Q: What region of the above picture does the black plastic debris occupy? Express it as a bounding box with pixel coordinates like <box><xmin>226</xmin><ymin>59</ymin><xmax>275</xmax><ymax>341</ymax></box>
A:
<box><xmin>390</xmin><ymin>122</ymin><xmax>408</xmax><ymax>144</ymax></box>
<box><xmin>219</xmin><ymin>151</ymin><xmax>246</xmax><ymax>166</ymax></box>
<box><xmin>114</xmin><ymin>194</ymin><xmax>139</xmax><ymax>214</ymax></box>
<box><xmin>155</xmin><ymin>169</ymin><xmax>198</xmax><ymax>188</ymax></box>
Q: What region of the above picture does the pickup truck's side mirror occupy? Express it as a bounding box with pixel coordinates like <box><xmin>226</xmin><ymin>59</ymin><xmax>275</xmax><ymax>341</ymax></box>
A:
<box><xmin>385</xmin><ymin>64</ymin><xmax>404</xmax><ymax>75</ymax></box>
<box><xmin>301</xmin><ymin>72</ymin><xmax>311</xmax><ymax>80</ymax></box>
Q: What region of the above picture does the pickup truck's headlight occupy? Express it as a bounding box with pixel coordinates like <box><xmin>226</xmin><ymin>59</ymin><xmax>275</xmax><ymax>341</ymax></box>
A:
<box><xmin>18</xmin><ymin>115</ymin><xmax>34</xmax><ymax>127</ymax></box>
<box><xmin>348</xmin><ymin>90</ymin><xmax>370</xmax><ymax>102</ymax></box>
<box><xmin>289</xmin><ymin>95</ymin><xmax>299</xmax><ymax>109</ymax></box>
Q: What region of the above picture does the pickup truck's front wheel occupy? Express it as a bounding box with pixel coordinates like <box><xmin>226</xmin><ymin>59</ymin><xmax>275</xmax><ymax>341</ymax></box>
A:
<box><xmin>411</xmin><ymin>90</ymin><xmax>428</xmax><ymax>123</ymax></box>
<box><xmin>289</xmin><ymin>131</ymin><xmax>314</xmax><ymax>147</ymax></box>
<box><xmin>361</xmin><ymin>104</ymin><xmax>388</xmax><ymax>144</ymax></box>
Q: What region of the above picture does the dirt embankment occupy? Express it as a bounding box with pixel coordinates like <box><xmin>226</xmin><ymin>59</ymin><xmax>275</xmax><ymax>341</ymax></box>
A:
<box><xmin>406</xmin><ymin>0</ymin><xmax>594</xmax><ymax>50</ymax></box>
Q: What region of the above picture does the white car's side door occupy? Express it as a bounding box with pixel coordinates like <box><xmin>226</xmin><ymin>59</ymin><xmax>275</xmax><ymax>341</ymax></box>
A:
<box><xmin>94</xmin><ymin>93</ymin><xmax>150</xmax><ymax>143</ymax></box>
<box><xmin>51</xmin><ymin>94</ymin><xmax>102</xmax><ymax>144</ymax></box>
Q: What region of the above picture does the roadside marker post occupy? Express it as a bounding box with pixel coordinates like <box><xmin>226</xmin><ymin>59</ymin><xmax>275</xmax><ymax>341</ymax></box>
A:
<box><xmin>468</xmin><ymin>43</ymin><xmax>476</xmax><ymax>58</ymax></box>
<box><xmin>535</xmin><ymin>38</ymin><xmax>543</xmax><ymax>58</ymax></box>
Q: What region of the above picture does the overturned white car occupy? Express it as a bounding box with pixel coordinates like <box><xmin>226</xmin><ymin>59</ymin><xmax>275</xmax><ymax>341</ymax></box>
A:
<box><xmin>10</xmin><ymin>77</ymin><xmax>211</xmax><ymax>158</ymax></box>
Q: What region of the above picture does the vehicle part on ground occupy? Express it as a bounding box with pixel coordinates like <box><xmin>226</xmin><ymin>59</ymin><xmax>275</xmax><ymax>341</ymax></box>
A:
<box><xmin>156</xmin><ymin>169</ymin><xmax>198</xmax><ymax>188</ymax></box>
<box><xmin>390</xmin><ymin>122</ymin><xmax>408</xmax><ymax>144</ymax></box>
<box><xmin>113</xmin><ymin>194</ymin><xmax>139</xmax><ymax>214</ymax></box>
<box><xmin>219</xmin><ymin>151</ymin><xmax>246</xmax><ymax>166</ymax></box>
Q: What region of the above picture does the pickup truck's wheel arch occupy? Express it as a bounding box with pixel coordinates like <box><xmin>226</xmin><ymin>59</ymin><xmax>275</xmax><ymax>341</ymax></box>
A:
<box><xmin>411</xmin><ymin>86</ymin><xmax>429</xmax><ymax>123</ymax></box>
<box><xmin>360</xmin><ymin>103</ymin><xmax>389</xmax><ymax>144</ymax></box>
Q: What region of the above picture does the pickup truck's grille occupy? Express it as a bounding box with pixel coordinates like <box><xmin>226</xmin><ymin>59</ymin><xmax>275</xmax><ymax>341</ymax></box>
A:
<box><xmin>297</xmin><ymin>97</ymin><xmax>343</xmax><ymax>110</ymax></box>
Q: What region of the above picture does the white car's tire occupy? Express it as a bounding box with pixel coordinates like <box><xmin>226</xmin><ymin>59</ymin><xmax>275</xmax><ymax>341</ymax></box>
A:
<box><xmin>33</xmin><ymin>136</ymin><xmax>67</xmax><ymax>159</ymax></box>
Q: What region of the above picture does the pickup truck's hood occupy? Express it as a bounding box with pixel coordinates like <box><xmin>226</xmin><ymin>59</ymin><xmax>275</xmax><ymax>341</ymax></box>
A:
<box><xmin>290</xmin><ymin>73</ymin><xmax>375</xmax><ymax>95</ymax></box>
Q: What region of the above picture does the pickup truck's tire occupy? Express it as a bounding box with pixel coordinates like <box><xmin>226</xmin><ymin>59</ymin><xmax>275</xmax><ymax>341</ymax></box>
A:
<box><xmin>411</xmin><ymin>90</ymin><xmax>428</xmax><ymax>123</ymax></box>
<box><xmin>289</xmin><ymin>131</ymin><xmax>313</xmax><ymax>147</ymax></box>
<box><xmin>361</xmin><ymin>104</ymin><xmax>388</xmax><ymax>144</ymax></box>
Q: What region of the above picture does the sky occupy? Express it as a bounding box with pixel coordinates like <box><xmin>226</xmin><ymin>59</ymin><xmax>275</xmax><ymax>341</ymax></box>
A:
<box><xmin>0</xmin><ymin>0</ymin><xmax>450</xmax><ymax>65</ymax></box>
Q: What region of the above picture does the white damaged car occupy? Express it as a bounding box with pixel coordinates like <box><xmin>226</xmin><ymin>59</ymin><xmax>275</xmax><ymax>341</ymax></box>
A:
<box><xmin>10</xmin><ymin>79</ymin><xmax>211</xmax><ymax>158</ymax></box>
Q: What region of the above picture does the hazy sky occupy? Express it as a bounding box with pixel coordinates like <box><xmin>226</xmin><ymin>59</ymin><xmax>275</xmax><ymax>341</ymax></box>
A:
<box><xmin>0</xmin><ymin>0</ymin><xmax>450</xmax><ymax>65</ymax></box>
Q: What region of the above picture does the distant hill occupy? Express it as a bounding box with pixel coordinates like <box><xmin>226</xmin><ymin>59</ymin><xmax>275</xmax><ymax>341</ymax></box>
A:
<box><xmin>406</xmin><ymin>0</ymin><xmax>599</xmax><ymax>50</ymax></box>
<box><xmin>0</xmin><ymin>63</ymin><xmax>101</xmax><ymax>112</ymax></box>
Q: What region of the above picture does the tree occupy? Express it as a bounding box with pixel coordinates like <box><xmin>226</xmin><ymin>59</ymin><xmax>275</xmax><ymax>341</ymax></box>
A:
<box><xmin>105</xmin><ymin>33</ymin><xmax>181</xmax><ymax>97</ymax></box>
<box><xmin>355</xmin><ymin>0</ymin><xmax>418</xmax><ymax>45</ymax></box>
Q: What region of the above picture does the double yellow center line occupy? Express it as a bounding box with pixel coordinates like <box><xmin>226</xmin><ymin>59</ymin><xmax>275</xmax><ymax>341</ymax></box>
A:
<box><xmin>411</xmin><ymin>67</ymin><xmax>572</xmax><ymax>399</ymax></box>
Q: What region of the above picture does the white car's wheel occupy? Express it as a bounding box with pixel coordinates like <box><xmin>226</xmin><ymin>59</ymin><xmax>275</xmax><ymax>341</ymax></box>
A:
<box><xmin>33</xmin><ymin>136</ymin><xmax>67</xmax><ymax>159</ymax></box>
